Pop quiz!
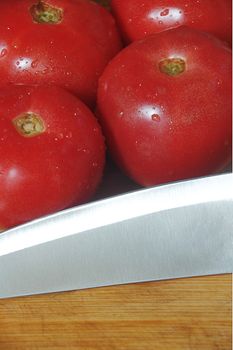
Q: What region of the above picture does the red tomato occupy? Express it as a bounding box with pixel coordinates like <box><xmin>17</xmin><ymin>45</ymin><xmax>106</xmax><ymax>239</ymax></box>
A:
<box><xmin>111</xmin><ymin>0</ymin><xmax>232</xmax><ymax>44</ymax></box>
<box><xmin>0</xmin><ymin>85</ymin><xmax>105</xmax><ymax>230</ymax></box>
<box><xmin>0</xmin><ymin>0</ymin><xmax>122</xmax><ymax>108</ymax></box>
<box><xmin>97</xmin><ymin>27</ymin><xmax>232</xmax><ymax>187</ymax></box>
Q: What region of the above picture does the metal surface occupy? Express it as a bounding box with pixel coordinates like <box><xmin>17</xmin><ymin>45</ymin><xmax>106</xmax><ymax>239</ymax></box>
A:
<box><xmin>0</xmin><ymin>173</ymin><xmax>232</xmax><ymax>299</ymax></box>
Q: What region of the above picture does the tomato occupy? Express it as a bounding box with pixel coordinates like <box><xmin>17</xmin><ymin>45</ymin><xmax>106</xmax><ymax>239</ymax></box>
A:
<box><xmin>97</xmin><ymin>26</ymin><xmax>232</xmax><ymax>187</ymax></box>
<box><xmin>0</xmin><ymin>0</ymin><xmax>122</xmax><ymax>108</ymax></box>
<box><xmin>0</xmin><ymin>85</ymin><xmax>105</xmax><ymax>230</ymax></box>
<box><xmin>111</xmin><ymin>0</ymin><xmax>232</xmax><ymax>44</ymax></box>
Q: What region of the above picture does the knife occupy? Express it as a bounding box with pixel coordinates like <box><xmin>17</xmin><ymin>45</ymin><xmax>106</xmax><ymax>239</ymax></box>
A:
<box><xmin>0</xmin><ymin>173</ymin><xmax>232</xmax><ymax>299</ymax></box>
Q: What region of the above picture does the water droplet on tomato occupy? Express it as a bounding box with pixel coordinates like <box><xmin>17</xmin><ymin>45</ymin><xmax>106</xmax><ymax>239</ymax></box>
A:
<box><xmin>0</xmin><ymin>48</ymin><xmax>7</xmax><ymax>58</ymax></box>
<box><xmin>158</xmin><ymin>20</ymin><xmax>163</xmax><ymax>24</ymax></box>
<box><xmin>65</xmin><ymin>132</ymin><xmax>73</xmax><ymax>139</ymax></box>
<box><xmin>42</xmin><ymin>67</ymin><xmax>49</xmax><ymax>74</ymax></box>
<box><xmin>31</xmin><ymin>60</ymin><xmax>39</xmax><ymax>68</ymax></box>
<box><xmin>151</xmin><ymin>114</ymin><xmax>161</xmax><ymax>122</ymax></box>
<box><xmin>160</xmin><ymin>8</ymin><xmax>169</xmax><ymax>16</ymax></box>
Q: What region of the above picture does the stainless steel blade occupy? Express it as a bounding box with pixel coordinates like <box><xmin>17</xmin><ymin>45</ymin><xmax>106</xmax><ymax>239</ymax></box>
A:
<box><xmin>0</xmin><ymin>173</ymin><xmax>232</xmax><ymax>299</ymax></box>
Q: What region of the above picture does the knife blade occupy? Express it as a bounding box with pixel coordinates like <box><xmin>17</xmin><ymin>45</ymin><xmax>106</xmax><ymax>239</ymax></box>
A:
<box><xmin>0</xmin><ymin>173</ymin><xmax>232</xmax><ymax>299</ymax></box>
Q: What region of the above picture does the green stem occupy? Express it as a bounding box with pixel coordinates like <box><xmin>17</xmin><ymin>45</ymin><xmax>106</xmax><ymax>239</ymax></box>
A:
<box><xmin>159</xmin><ymin>58</ymin><xmax>186</xmax><ymax>76</ymax></box>
<box><xmin>30</xmin><ymin>1</ymin><xmax>63</xmax><ymax>24</ymax></box>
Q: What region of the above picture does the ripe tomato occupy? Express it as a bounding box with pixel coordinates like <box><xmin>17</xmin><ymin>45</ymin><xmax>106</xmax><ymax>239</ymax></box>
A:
<box><xmin>97</xmin><ymin>26</ymin><xmax>232</xmax><ymax>187</ymax></box>
<box><xmin>0</xmin><ymin>85</ymin><xmax>105</xmax><ymax>230</ymax></box>
<box><xmin>0</xmin><ymin>0</ymin><xmax>122</xmax><ymax>108</ymax></box>
<box><xmin>111</xmin><ymin>0</ymin><xmax>232</xmax><ymax>44</ymax></box>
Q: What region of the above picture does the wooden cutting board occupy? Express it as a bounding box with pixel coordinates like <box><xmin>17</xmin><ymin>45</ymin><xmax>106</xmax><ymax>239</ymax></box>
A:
<box><xmin>0</xmin><ymin>274</ymin><xmax>231</xmax><ymax>349</ymax></box>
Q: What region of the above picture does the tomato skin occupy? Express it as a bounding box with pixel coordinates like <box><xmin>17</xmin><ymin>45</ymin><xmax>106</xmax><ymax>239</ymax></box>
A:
<box><xmin>111</xmin><ymin>0</ymin><xmax>232</xmax><ymax>44</ymax></box>
<box><xmin>0</xmin><ymin>0</ymin><xmax>122</xmax><ymax>108</ymax></box>
<box><xmin>0</xmin><ymin>85</ymin><xmax>105</xmax><ymax>229</ymax></box>
<box><xmin>97</xmin><ymin>27</ymin><xmax>232</xmax><ymax>187</ymax></box>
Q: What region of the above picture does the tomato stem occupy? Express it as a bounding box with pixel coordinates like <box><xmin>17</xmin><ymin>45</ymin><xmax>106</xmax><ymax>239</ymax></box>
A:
<box><xmin>13</xmin><ymin>112</ymin><xmax>45</xmax><ymax>137</ymax></box>
<box><xmin>30</xmin><ymin>1</ymin><xmax>63</xmax><ymax>24</ymax></box>
<box><xmin>159</xmin><ymin>58</ymin><xmax>186</xmax><ymax>76</ymax></box>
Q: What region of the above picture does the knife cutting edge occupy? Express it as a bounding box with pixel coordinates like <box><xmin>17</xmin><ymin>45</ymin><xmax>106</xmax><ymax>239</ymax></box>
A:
<box><xmin>0</xmin><ymin>173</ymin><xmax>232</xmax><ymax>299</ymax></box>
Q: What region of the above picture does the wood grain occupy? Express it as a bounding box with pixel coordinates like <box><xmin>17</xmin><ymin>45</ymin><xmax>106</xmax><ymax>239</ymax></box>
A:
<box><xmin>0</xmin><ymin>274</ymin><xmax>231</xmax><ymax>350</ymax></box>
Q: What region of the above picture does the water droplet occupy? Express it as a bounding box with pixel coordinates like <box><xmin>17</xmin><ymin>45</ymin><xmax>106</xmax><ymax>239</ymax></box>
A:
<box><xmin>158</xmin><ymin>20</ymin><xmax>163</xmax><ymax>25</ymax></box>
<box><xmin>0</xmin><ymin>48</ymin><xmax>7</xmax><ymax>58</ymax></box>
<box><xmin>151</xmin><ymin>114</ymin><xmax>161</xmax><ymax>122</ymax></box>
<box><xmin>65</xmin><ymin>132</ymin><xmax>73</xmax><ymax>139</ymax></box>
<box><xmin>160</xmin><ymin>8</ymin><xmax>169</xmax><ymax>16</ymax></box>
<box><xmin>31</xmin><ymin>59</ymin><xmax>39</xmax><ymax>68</ymax></box>
<box><xmin>92</xmin><ymin>162</ymin><xmax>98</xmax><ymax>167</ymax></box>
<box><xmin>119</xmin><ymin>111</ymin><xmax>124</xmax><ymax>117</ymax></box>
<box><xmin>42</xmin><ymin>67</ymin><xmax>49</xmax><ymax>74</ymax></box>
